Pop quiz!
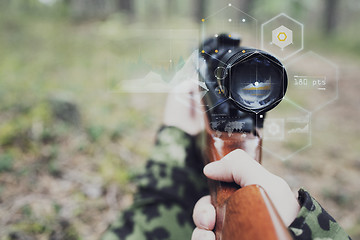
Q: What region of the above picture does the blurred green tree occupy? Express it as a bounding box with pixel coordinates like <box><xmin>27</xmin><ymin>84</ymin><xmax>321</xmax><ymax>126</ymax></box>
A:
<box><xmin>240</xmin><ymin>0</ymin><xmax>256</xmax><ymax>14</ymax></box>
<box><xmin>194</xmin><ymin>0</ymin><xmax>206</xmax><ymax>21</ymax></box>
<box><xmin>323</xmin><ymin>0</ymin><xmax>340</xmax><ymax>35</ymax></box>
<box><xmin>117</xmin><ymin>0</ymin><xmax>134</xmax><ymax>20</ymax></box>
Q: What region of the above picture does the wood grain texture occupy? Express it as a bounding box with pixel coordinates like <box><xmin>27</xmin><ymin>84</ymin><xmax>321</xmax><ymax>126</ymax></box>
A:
<box><xmin>221</xmin><ymin>185</ymin><xmax>293</xmax><ymax>240</ymax></box>
<box><xmin>203</xmin><ymin>123</ymin><xmax>293</xmax><ymax>240</ymax></box>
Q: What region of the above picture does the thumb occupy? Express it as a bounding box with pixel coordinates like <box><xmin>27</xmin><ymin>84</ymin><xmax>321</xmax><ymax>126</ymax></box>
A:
<box><xmin>203</xmin><ymin>149</ymin><xmax>271</xmax><ymax>187</ymax></box>
<box><xmin>203</xmin><ymin>149</ymin><xmax>300</xmax><ymax>226</ymax></box>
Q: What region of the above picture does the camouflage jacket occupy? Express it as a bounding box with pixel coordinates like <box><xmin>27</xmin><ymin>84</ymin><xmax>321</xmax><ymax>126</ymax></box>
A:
<box><xmin>101</xmin><ymin>127</ymin><xmax>351</xmax><ymax>240</ymax></box>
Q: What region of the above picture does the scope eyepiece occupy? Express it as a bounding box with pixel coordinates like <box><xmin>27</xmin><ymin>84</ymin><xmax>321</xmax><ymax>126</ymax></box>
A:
<box><xmin>199</xmin><ymin>34</ymin><xmax>288</xmax><ymax>132</ymax></box>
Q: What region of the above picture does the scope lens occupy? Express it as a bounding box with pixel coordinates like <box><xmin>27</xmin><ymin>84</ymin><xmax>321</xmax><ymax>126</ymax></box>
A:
<box><xmin>229</xmin><ymin>55</ymin><xmax>285</xmax><ymax>112</ymax></box>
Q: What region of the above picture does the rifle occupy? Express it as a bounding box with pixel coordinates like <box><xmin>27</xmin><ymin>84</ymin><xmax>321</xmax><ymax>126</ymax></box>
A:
<box><xmin>199</xmin><ymin>34</ymin><xmax>293</xmax><ymax>240</ymax></box>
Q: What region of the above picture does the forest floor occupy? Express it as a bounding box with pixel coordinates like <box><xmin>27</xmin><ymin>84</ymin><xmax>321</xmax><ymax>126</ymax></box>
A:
<box><xmin>0</xmin><ymin>12</ymin><xmax>359</xmax><ymax>240</ymax></box>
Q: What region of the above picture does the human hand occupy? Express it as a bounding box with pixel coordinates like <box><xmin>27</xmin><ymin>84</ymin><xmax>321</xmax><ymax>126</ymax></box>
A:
<box><xmin>162</xmin><ymin>51</ymin><xmax>205</xmax><ymax>136</ymax></box>
<box><xmin>163</xmin><ymin>80</ymin><xmax>204</xmax><ymax>136</ymax></box>
<box><xmin>191</xmin><ymin>149</ymin><xmax>300</xmax><ymax>240</ymax></box>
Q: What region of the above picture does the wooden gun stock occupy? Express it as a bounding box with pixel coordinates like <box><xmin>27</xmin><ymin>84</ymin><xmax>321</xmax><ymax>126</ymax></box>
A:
<box><xmin>203</xmin><ymin>124</ymin><xmax>293</xmax><ymax>240</ymax></box>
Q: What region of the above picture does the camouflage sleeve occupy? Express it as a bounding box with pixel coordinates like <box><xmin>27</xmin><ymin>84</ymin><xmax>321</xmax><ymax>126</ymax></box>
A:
<box><xmin>289</xmin><ymin>189</ymin><xmax>352</xmax><ymax>240</ymax></box>
<box><xmin>101</xmin><ymin>126</ymin><xmax>209</xmax><ymax>240</ymax></box>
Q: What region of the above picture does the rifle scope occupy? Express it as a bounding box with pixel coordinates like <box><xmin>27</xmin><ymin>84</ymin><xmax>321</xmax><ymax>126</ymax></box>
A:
<box><xmin>199</xmin><ymin>34</ymin><xmax>288</xmax><ymax>133</ymax></box>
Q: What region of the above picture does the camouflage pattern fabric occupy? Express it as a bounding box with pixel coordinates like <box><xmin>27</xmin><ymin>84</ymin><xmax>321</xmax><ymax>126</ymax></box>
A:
<box><xmin>102</xmin><ymin>126</ymin><xmax>351</xmax><ymax>240</ymax></box>
<box><xmin>289</xmin><ymin>189</ymin><xmax>351</xmax><ymax>240</ymax></box>
<box><xmin>101</xmin><ymin>126</ymin><xmax>208</xmax><ymax>240</ymax></box>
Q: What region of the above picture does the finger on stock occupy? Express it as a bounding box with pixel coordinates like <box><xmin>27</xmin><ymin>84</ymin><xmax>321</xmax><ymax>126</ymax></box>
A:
<box><xmin>203</xmin><ymin>149</ymin><xmax>270</xmax><ymax>187</ymax></box>
<box><xmin>192</xmin><ymin>195</ymin><xmax>216</xmax><ymax>230</ymax></box>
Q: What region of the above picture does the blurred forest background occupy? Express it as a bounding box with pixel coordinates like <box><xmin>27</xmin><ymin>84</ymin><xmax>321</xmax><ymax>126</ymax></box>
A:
<box><xmin>0</xmin><ymin>0</ymin><xmax>359</xmax><ymax>239</ymax></box>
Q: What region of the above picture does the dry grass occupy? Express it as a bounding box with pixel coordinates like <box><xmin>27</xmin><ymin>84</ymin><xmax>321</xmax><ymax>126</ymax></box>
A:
<box><xmin>0</xmin><ymin>6</ymin><xmax>359</xmax><ymax>240</ymax></box>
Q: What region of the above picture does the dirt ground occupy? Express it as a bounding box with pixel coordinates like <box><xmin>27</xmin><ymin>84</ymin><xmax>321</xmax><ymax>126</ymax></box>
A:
<box><xmin>0</xmin><ymin>47</ymin><xmax>359</xmax><ymax>240</ymax></box>
<box><xmin>124</xmin><ymin>54</ymin><xmax>360</xmax><ymax>238</ymax></box>
<box><xmin>264</xmin><ymin>56</ymin><xmax>360</xmax><ymax>237</ymax></box>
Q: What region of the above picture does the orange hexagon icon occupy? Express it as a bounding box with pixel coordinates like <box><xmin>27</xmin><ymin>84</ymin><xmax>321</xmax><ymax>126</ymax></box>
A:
<box><xmin>277</xmin><ymin>32</ymin><xmax>287</xmax><ymax>41</ymax></box>
<box><xmin>272</xmin><ymin>25</ymin><xmax>293</xmax><ymax>49</ymax></box>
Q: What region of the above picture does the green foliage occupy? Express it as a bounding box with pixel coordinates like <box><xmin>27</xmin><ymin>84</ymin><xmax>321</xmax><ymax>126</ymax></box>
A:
<box><xmin>0</xmin><ymin>8</ymin><xmax>141</xmax><ymax>237</ymax></box>
<box><xmin>21</xmin><ymin>204</ymin><xmax>33</xmax><ymax>218</ymax></box>
<box><xmin>48</xmin><ymin>159</ymin><xmax>61</xmax><ymax>177</ymax></box>
<box><xmin>86</xmin><ymin>125</ymin><xmax>105</xmax><ymax>142</ymax></box>
<box><xmin>322</xmin><ymin>187</ymin><xmax>351</xmax><ymax>207</ymax></box>
<box><xmin>10</xmin><ymin>218</ymin><xmax>80</xmax><ymax>240</ymax></box>
<box><xmin>15</xmin><ymin>222</ymin><xmax>47</xmax><ymax>234</ymax></box>
<box><xmin>99</xmin><ymin>153</ymin><xmax>130</xmax><ymax>185</ymax></box>
<box><xmin>0</xmin><ymin>102</ymin><xmax>52</xmax><ymax>148</ymax></box>
<box><xmin>52</xmin><ymin>202</ymin><xmax>62</xmax><ymax>215</ymax></box>
<box><xmin>0</xmin><ymin>153</ymin><xmax>14</xmax><ymax>172</ymax></box>
<box><xmin>0</xmin><ymin>0</ymin><xmax>358</xmax><ymax>239</ymax></box>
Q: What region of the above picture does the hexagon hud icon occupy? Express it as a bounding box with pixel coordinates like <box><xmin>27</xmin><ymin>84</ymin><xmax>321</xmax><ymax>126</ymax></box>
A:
<box><xmin>262</xmin><ymin>98</ymin><xmax>311</xmax><ymax>161</ymax></box>
<box><xmin>272</xmin><ymin>25</ymin><xmax>293</xmax><ymax>49</ymax></box>
<box><xmin>285</xmin><ymin>51</ymin><xmax>339</xmax><ymax>112</ymax></box>
<box><xmin>262</xmin><ymin>13</ymin><xmax>303</xmax><ymax>60</ymax></box>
